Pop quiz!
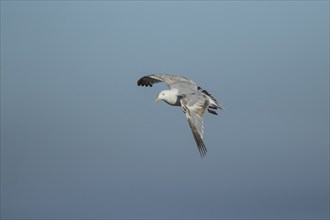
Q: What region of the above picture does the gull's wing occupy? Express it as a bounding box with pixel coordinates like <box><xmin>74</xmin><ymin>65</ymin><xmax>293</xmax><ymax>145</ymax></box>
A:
<box><xmin>180</xmin><ymin>93</ymin><xmax>209</xmax><ymax>158</ymax></box>
<box><xmin>137</xmin><ymin>73</ymin><xmax>197</xmax><ymax>90</ymax></box>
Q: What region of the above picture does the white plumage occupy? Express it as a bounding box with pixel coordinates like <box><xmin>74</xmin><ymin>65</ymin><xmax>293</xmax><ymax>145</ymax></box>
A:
<box><xmin>137</xmin><ymin>73</ymin><xmax>223</xmax><ymax>158</ymax></box>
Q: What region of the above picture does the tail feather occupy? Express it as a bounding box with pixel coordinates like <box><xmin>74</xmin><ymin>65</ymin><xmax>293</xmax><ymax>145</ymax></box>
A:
<box><xmin>198</xmin><ymin>86</ymin><xmax>223</xmax><ymax>114</ymax></box>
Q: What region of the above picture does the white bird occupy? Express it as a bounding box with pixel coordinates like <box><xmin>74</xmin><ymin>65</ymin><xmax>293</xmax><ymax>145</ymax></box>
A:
<box><xmin>137</xmin><ymin>73</ymin><xmax>223</xmax><ymax>158</ymax></box>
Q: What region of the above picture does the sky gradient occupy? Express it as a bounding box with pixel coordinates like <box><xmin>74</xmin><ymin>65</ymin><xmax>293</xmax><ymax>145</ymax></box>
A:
<box><xmin>1</xmin><ymin>1</ymin><xmax>329</xmax><ymax>219</ymax></box>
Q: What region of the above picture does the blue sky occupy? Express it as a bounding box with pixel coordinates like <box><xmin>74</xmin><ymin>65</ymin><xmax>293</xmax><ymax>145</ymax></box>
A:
<box><xmin>1</xmin><ymin>1</ymin><xmax>329</xmax><ymax>219</ymax></box>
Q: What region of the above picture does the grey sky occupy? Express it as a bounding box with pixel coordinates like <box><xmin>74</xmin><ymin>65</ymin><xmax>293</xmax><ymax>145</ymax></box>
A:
<box><xmin>1</xmin><ymin>1</ymin><xmax>329</xmax><ymax>219</ymax></box>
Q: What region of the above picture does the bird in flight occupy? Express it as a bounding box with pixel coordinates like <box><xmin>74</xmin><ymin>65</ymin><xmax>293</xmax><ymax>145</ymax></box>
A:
<box><xmin>137</xmin><ymin>73</ymin><xmax>223</xmax><ymax>158</ymax></box>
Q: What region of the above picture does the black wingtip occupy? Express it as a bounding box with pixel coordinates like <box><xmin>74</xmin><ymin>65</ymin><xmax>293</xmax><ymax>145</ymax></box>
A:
<box><xmin>207</xmin><ymin>109</ymin><xmax>218</xmax><ymax>115</ymax></box>
<box><xmin>137</xmin><ymin>78</ymin><xmax>143</xmax><ymax>86</ymax></box>
<box><xmin>137</xmin><ymin>76</ymin><xmax>154</xmax><ymax>87</ymax></box>
<box><xmin>199</xmin><ymin>144</ymin><xmax>207</xmax><ymax>158</ymax></box>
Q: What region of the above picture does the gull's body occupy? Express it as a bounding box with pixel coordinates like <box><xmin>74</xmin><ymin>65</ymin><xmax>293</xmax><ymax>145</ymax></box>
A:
<box><xmin>137</xmin><ymin>73</ymin><xmax>222</xmax><ymax>158</ymax></box>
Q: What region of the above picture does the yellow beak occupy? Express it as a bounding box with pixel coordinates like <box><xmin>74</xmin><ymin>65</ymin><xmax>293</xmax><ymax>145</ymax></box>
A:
<box><xmin>155</xmin><ymin>98</ymin><xmax>161</xmax><ymax>103</ymax></box>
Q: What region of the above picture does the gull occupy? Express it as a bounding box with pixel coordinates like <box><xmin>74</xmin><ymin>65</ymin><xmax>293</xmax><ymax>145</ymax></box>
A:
<box><xmin>137</xmin><ymin>73</ymin><xmax>223</xmax><ymax>158</ymax></box>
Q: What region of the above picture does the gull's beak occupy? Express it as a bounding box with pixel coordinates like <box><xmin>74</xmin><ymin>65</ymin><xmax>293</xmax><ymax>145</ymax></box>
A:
<box><xmin>155</xmin><ymin>98</ymin><xmax>161</xmax><ymax>103</ymax></box>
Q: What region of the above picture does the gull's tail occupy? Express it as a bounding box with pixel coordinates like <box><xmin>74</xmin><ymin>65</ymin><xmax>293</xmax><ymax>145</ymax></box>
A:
<box><xmin>198</xmin><ymin>86</ymin><xmax>223</xmax><ymax>115</ymax></box>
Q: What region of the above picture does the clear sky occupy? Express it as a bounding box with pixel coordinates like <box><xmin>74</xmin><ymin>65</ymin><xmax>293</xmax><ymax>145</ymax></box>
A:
<box><xmin>1</xmin><ymin>1</ymin><xmax>329</xmax><ymax>219</ymax></box>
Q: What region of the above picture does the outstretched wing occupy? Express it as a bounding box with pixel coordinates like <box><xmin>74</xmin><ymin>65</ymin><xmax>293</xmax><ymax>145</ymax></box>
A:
<box><xmin>137</xmin><ymin>73</ymin><xmax>197</xmax><ymax>90</ymax></box>
<box><xmin>180</xmin><ymin>94</ymin><xmax>209</xmax><ymax>158</ymax></box>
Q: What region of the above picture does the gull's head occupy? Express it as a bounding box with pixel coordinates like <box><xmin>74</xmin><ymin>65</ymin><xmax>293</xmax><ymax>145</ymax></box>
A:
<box><xmin>155</xmin><ymin>90</ymin><xmax>178</xmax><ymax>105</ymax></box>
<box><xmin>155</xmin><ymin>90</ymin><xmax>168</xmax><ymax>103</ymax></box>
